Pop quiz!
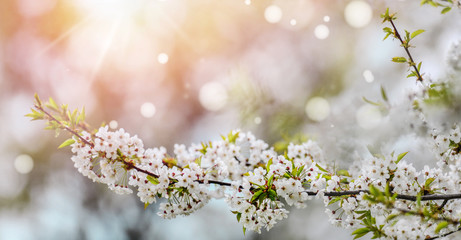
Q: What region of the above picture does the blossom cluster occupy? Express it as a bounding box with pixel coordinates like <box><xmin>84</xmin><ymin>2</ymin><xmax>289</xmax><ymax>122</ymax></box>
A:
<box><xmin>65</xmin><ymin>120</ymin><xmax>461</xmax><ymax>239</ymax></box>
<box><xmin>68</xmin><ymin>125</ymin><xmax>333</xmax><ymax>232</ymax></box>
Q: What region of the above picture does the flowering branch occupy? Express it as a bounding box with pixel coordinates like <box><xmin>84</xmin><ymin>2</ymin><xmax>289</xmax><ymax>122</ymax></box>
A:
<box><xmin>28</xmin><ymin>94</ymin><xmax>461</xmax><ymax>238</ymax></box>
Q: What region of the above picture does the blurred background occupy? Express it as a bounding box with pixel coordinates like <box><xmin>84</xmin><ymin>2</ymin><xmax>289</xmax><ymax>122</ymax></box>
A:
<box><xmin>1</xmin><ymin>0</ymin><xmax>460</xmax><ymax>239</ymax></box>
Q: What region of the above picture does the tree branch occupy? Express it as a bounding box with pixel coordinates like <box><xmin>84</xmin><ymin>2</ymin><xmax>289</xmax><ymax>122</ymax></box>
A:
<box><xmin>388</xmin><ymin>18</ymin><xmax>424</xmax><ymax>82</ymax></box>
<box><xmin>35</xmin><ymin>102</ymin><xmax>461</xmax><ymax>203</ymax></box>
<box><xmin>427</xmin><ymin>226</ymin><xmax>461</xmax><ymax>240</ymax></box>
<box><xmin>35</xmin><ymin>104</ymin><xmax>94</xmax><ymax>148</ymax></box>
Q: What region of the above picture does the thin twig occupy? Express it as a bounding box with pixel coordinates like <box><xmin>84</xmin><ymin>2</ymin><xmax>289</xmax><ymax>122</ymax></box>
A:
<box><xmin>427</xmin><ymin>226</ymin><xmax>461</xmax><ymax>240</ymax></box>
<box><xmin>388</xmin><ymin>19</ymin><xmax>424</xmax><ymax>82</ymax></box>
<box><xmin>36</xmin><ymin>104</ymin><xmax>94</xmax><ymax>148</ymax></box>
<box><xmin>395</xmin><ymin>207</ymin><xmax>460</xmax><ymax>224</ymax></box>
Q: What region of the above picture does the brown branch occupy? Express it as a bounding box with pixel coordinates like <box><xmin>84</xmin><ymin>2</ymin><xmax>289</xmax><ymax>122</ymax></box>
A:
<box><xmin>35</xmin><ymin>104</ymin><xmax>94</xmax><ymax>148</ymax></box>
<box><xmin>427</xmin><ymin>226</ymin><xmax>461</xmax><ymax>240</ymax></box>
<box><xmin>305</xmin><ymin>190</ymin><xmax>461</xmax><ymax>202</ymax></box>
<box><xmin>388</xmin><ymin>18</ymin><xmax>424</xmax><ymax>82</ymax></box>
<box><xmin>395</xmin><ymin>207</ymin><xmax>460</xmax><ymax>224</ymax></box>
<box><xmin>35</xmin><ymin>102</ymin><xmax>461</xmax><ymax>203</ymax></box>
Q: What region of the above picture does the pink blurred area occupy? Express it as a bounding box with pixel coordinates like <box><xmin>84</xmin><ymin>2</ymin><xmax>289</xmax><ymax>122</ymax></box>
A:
<box><xmin>0</xmin><ymin>0</ymin><xmax>459</xmax><ymax>239</ymax></box>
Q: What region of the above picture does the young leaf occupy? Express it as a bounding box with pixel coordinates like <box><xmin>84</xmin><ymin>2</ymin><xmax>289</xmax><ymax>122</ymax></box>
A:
<box><xmin>410</xmin><ymin>29</ymin><xmax>425</xmax><ymax>39</ymax></box>
<box><xmin>395</xmin><ymin>152</ymin><xmax>408</xmax><ymax>164</ymax></box>
<box><xmin>58</xmin><ymin>138</ymin><xmax>75</xmax><ymax>149</ymax></box>
<box><xmin>77</xmin><ymin>107</ymin><xmax>86</xmax><ymax>125</ymax></box>
<box><xmin>380</xmin><ymin>86</ymin><xmax>388</xmax><ymax>102</ymax></box>
<box><xmin>441</xmin><ymin>7</ymin><xmax>451</xmax><ymax>14</ymax></box>
<box><xmin>251</xmin><ymin>190</ymin><xmax>263</xmax><ymax>203</ymax></box>
<box><xmin>315</xmin><ymin>163</ymin><xmax>328</xmax><ymax>173</ymax></box>
<box><xmin>25</xmin><ymin>109</ymin><xmax>44</xmax><ymax>120</ymax></box>
<box><xmin>266</xmin><ymin>158</ymin><xmax>273</xmax><ymax>174</ymax></box>
<box><xmin>362</xmin><ymin>97</ymin><xmax>381</xmax><ymax>106</ymax></box>
<box><xmin>407</xmin><ymin>72</ymin><xmax>417</xmax><ymax>78</ymax></box>
<box><xmin>34</xmin><ymin>93</ymin><xmax>42</xmax><ymax>106</ymax></box>
<box><xmin>435</xmin><ymin>221</ymin><xmax>448</xmax><ymax>234</ymax></box>
<box><xmin>424</xmin><ymin>177</ymin><xmax>435</xmax><ymax>188</ymax></box>
<box><xmin>147</xmin><ymin>175</ymin><xmax>160</xmax><ymax>185</ymax></box>
<box><xmin>392</xmin><ymin>57</ymin><xmax>407</xmax><ymax>63</ymax></box>
<box><xmin>268</xmin><ymin>189</ymin><xmax>277</xmax><ymax>201</ymax></box>
<box><xmin>386</xmin><ymin>214</ymin><xmax>398</xmax><ymax>222</ymax></box>
<box><xmin>337</xmin><ymin>169</ymin><xmax>350</xmax><ymax>177</ymax></box>
<box><xmin>195</xmin><ymin>156</ymin><xmax>202</xmax><ymax>167</ymax></box>
<box><xmin>267</xmin><ymin>174</ymin><xmax>274</xmax><ymax>187</ymax></box>
<box><xmin>352</xmin><ymin>227</ymin><xmax>370</xmax><ymax>239</ymax></box>
<box><xmin>227</xmin><ymin>131</ymin><xmax>239</xmax><ymax>143</ymax></box>
<box><xmin>46</xmin><ymin>97</ymin><xmax>59</xmax><ymax>111</ymax></box>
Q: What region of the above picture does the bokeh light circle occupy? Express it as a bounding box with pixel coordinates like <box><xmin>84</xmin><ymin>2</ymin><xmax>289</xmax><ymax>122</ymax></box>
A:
<box><xmin>14</xmin><ymin>154</ymin><xmax>34</xmax><ymax>174</ymax></box>
<box><xmin>314</xmin><ymin>24</ymin><xmax>330</xmax><ymax>40</ymax></box>
<box><xmin>344</xmin><ymin>1</ymin><xmax>373</xmax><ymax>28</ymax></box>
<box><xmin>140</xmin><ymin>102</ymin><xmax>156</xmax><ymax>118</ymax></box>
<box><xmin>199</xmin><ymin>82</ymin><xmax>228</xmax><ymax>111</ymax></box>
<box><xmin>157</xmin><ymin>53</ymin><xmax>169</xmax><ymax>64</ymax></box>
<box><xmin>363</xmin><ymin>70</ymin><xmax>374</xmax><ymax>83</ymax></box>
<box><xmin>305</xmin><ymin>97</ymin><xmax>330</xmax><ymax>121</ymax></box>
<box><xmin>264</xmin><ymin>5</ymin><xmax>283</xmax><ymax>24</ymax></box>
<box><xmin>109</xmin><ymin>120</ymin><xmax>119</xmax><ymax>129</ymax></box>
<box><xmin>254</xmin><ymin>117</ymin><xmax>262</xmax><ymax>124</ymax></box>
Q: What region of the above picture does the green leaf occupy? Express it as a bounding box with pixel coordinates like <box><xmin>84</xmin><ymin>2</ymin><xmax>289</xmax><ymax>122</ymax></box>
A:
<box><xmin>25</xmin><ymin>109</ymin><xmax>44</xmax><ymax>120</ymax></box>
<box><xmin>46</xmin><ymin>97</ymin><xmax>59</xmax><ymax>111</ymax></box>
<box><xmin>195</xmin><ymin>156</ymin><xmax>202</xmax><ymax>166</ymax></box>
<box><xmin>424</xmin><ymin>177</ymin><xmax>435</xmax><ymax>188</ymax></box>
<box><xmin>386</xmin><ymin>214</ymin><xmax>398</xmax><ymax>221</ymax></box>
<box><xmin>144</xmin><ymin>202</ymin><xmax>150</xmax><ymax>209</ymax></box>
<box><xmin>268</xmin><ymin>189</ymin><xmax>277</xmax><ymax>201</ymax></box>
<box><xmin>227</xmin><ymin>131</ymin><xmax>239</xmax><ymax>143</ymax></box>
<box><xmin>315</xmin><ymin>163</ymin><xmax>328</xmax><ymax>173</ymax></box>
<box><xmin>362</xmin><ymin>97</ymin><xmax>381</xmax><ymax>106</ymax></box>
<box><xmin>396</xmin><ymin>152</ymin><xmax>408</xmax><ymax>164</ymax></box>
<box><xmin>441</xmin><ymin>7</ymin><xmax>451</xmax><ymax>14</ymax></box>
<box><xmin>380</xmin><ymin>86</ymin><xmax>388</xmax><ymax>102</ymax></box>
<box><xmin>435</xmin><ymin>221</ymin><xmax>449</xmax><ymax>234</ymax></box>
<box><xmin>411</xmin><ymin>29</ymin><xmax>425</xmax><ymax>39</ymax></box>
<box><xmin>337</xmin><ymin>169</ymin><xmax>350</xmax><ymax>177</ymax></box>
<box><xmin>58</xmin><ymin>138</ymin><xmax>75</xmax><ymax>148</ymax></box>
<box><xmin>251</xmin><ymin>190</ymin><xmax>263</xmax><ymax>203</ymax></box>
<box><xmin>77</xmin><ymin>107</ymin><xmax>85</xmax><ymax>125</ymax></box>
<box><xmin>407</xmin><ymin>72</ymin><xmax>417</xmax><ymax>78</ymax></box>
<box><xmin>392</xmin><ymin>57</ymin><xmax>407</xmax><ymax>63</ymax></box>
<box><xmin>352</xmin><ymin>228</ymin><xmax>370</xmax><ymax>239</ymax></box>
<box><xmin>147</xmin><ymin>175</ymin><xmax>160</xmax><ymax>185</ymax></box>
<box><xmin>297</xmin><ymin>165</ymin><xmax>305</xmax><ymax>176</ymax></box>
<box><xmin>34</xmin><ymin>93</ymin><xmax>42</xmax><ymax>106</ymax></box>
<box><xmin>258</xmin><ymin>192</ymin><xmax>267</xmax><ymax>205</ymax></box>
<box><xmin>236</xmin><ymin>212</ymin><xmax>242</xmax><ymax>222</ymax></box>
<box><xmin>328</xmin><ymin>197</ymin><xmax>342</xmax><ymax>205</ymax></box>
<box><xmin>70</xmin><ymin>109</ymin><xmax>78</xmax><ymax>125</ymax></box>
<box><xmin>267</xmin><ymin>174</ymin><xmax>274</xmax><ymax>187</ymax></box>
<box><xmin>266</xmin><ymin>158</ymin><xmax>273</xmax><ymax>174</ymax></box>
<box><xmin>369</xmin><ymin>185</ymin><xmax>381</xmax><ymax>197</ymax></box>
<box><xmin>243</xmin><ymin>226</ymin><xmax>246</xmax><ymax>235</ymax></box>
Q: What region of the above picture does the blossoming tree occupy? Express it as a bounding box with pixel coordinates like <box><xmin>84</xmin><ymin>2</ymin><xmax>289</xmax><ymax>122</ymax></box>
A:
<box><xmin>27</xmin><ymin>3</ymin><xmax>461</xmax><ymax>240</ymax></box>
